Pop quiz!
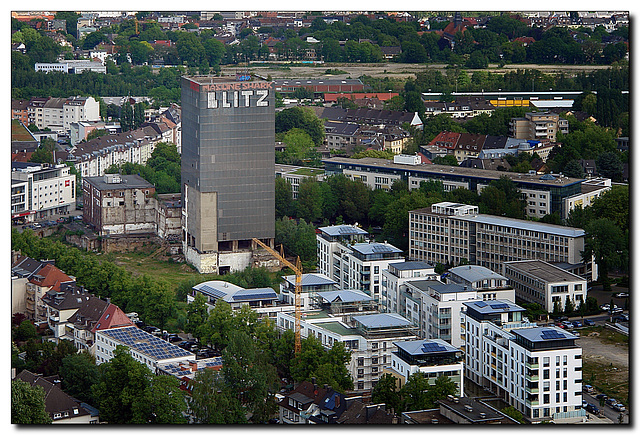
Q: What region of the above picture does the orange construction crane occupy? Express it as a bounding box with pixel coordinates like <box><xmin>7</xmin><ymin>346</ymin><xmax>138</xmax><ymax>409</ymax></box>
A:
<box><xmin>252</xmin><ymin>238</ymin><xmax>302</xmax><ymax>354</ymax></box>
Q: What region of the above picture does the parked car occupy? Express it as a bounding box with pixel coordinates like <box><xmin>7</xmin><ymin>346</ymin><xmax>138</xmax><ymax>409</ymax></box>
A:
<box><xmin>620</xmin><ymin>313</ymin><xmax>629</xmax><ymax>322</ymax></box>
<box><xmin>556</xmin><ymin>316</ymin><xmax>569</xmax><ymax>322</ymax></box>
<box><xmin>582</xmin><ymin>400</ymin><xmax>588</xmax><ymax>408</ymax></box>
<box><xmin>583</xmin><ymin>319</ymin><xmax>595</xmax><ymax>326</ymax></box>
<box><xmin>600</xmin><ymin>304</ymin><xmax>610</xmax><ymax>311</ymax></box>
<box><xmin>613</xmin><ymin>403</ymin><xmax>626</xmax><ymax>412</ymax></box>
<box><xmin>561</xmin><ymin>321</ymin><xmax>574</xmax><ymax>329</ymax></box>
<box><xmin>611</xmin><ymin>307</ymin><xmax>623</xmax><ymax>314</ymax></box>
<box><xmin>167</xmin><ymin>334</ymin><xmax>181</xmax><ymax>343</ymax></box>
<box><xmin>556</xmin><ymin>322</ymin><xmax>566</xmax><ymax>329</ymax></box>
<box><xmin>571</xmin><ymin>320</ymin><xmax>582</xmax><ymax>328</ymax></box>
<box><xmin>615</xmin><ymin>292</ymin><xmax>629</xmax><ymax>298</ymax></box>
<box><xmin>586</xmin><ymin>403</ymin><xmax>600</xmax><ymax>415</ymax></box>
<box><xmin>583</xmin><ymin>384</ymin><xmax>594</xmax><ymax>393</ymax></box>
<box><xmin>595</xmin><ymin>394</ymin><xmax>608</xmax><ymax>401</ymax></box>
<box><xmin>605</xmin><ymin>398</ymin><xmax>617</xmax><ymax>407</ymax></box>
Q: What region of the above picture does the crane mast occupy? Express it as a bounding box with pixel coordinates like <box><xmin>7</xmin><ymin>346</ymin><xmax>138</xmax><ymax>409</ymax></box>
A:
<box><xmin>252</xmin><ymin>238</ymin><xmax>302</xmax><ymax>354</ymax></box>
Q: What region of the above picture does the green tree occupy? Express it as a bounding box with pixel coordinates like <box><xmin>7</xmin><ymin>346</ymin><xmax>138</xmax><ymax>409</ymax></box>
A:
<box><xmin>479</xmin><ymin>176</ymin><xmax>525</xmax><ymax>219</ymax></box>
<box><xmin>134</xmin><ymin>375</ymin><xmax>187</xmax><ymax>424</ymax></box>
<box><xmin>203</xmin><ymin>299</ymin><xmax>235</xmax><ymax>351</ymax></box>
<box><xmin>15</xmin><ymin>320</ymin><xmax>37</xmax><ymax>342</ymax></box>
<box><xmin>371</xmin><ymin>372</ymin><xmax>401</xmax><ymax>411</ymax></box>
<box><xmin>59</xmin><ymin>351</ymin><xmax>99</xmax><ymax>405</ymax></box>
<box><xmin>11</xmin><ymin>379</ymin><xmax>52</xmax><ymax>424</ymax></box>
<box><xmin>596</xmin><ymin>151</ymin><xmax>623</xmax><ymax>181</ymax></box>
<box><xmin>296</xmin><ymin>178</ymin><xmax>323</xmax><ymax>223</ymax></box>
<box><xmin>185</xmin><ymin>293</ymin><xmax>209</xmax><ymax>342</ymax></box>
<box><xmin>92</xmin><ymin>346</ymin><xmax>152</xmax><ymax>424</ymax></box>
<box><xmin>275</xmin><ymin>177</ymin><xmax>294</xmax><ymax>219</ymax></box>
<box><xmin>189</xmin><ymin>368</ymin><xmax>246</xmax><ymax>424</ymax></box>
<box><xmin>275</xmin><ymin>107</ymin><xmax>325</xmax><ymax>145</ymax></box>
<box><xmin>501</xmin><ymin>405</ymin><xmax>525</xmax><ymax>423</ymax></box>
<box><xmin>582</xmin><ymin>218</ymin><xmax>625</xmax><ymax>291</ymax></box>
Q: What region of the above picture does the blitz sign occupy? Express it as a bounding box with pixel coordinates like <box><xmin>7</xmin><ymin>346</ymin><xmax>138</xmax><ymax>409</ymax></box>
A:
<box><xmin>205</xmin><ymin>82</ymin><xmax>271</xmax><ymax>109</ymax></box>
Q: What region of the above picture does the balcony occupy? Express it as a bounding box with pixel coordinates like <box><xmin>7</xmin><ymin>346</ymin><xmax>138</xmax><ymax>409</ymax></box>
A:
<box><xmin>526</xmin><ymin>399</ymin><xmax>540</xmax><ymax>407</ymax></box>
<box><xmin>525</xmin><ymin>373</ymin><xmax>539</xmax><ymax>382</ymax></box>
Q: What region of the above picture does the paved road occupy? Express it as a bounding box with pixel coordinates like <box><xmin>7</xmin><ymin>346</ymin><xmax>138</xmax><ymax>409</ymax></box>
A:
<box><xmin>583</xmin><ymin>392</ymin><xmax>628</xmax><ymax>424</ymax></box>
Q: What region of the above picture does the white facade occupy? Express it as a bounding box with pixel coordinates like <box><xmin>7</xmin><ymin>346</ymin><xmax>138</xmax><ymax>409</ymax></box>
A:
<box><xmin>463</xmin><ymin>300</ymin><xmax>584</xmax><ymax>423</ymax></box>
<box><xmin>95</xmin><ymin>326</ymin><xmax>194</xmax><ymax>372</ymax></box>
<box><xmin>388</xmin><ymin>339</ymin><xmax>464</xmax><ymax>396</ymax></box>
<box><xmin>562</xmin><ymin>178</ymin><xmax>611</xmax><ymax>219</ymax></box>
<box><xmin>409</xmin><ymin>202</ymin><xmax>592</xmax><ymax>279</ymax></box>
<box><xmin>503</xmin><ymin>260</ymin><xmax>587</xmax><ymax>313</ymax></box>
<box><xmin>11</xmin><ymin>163</ymin><xmax>76</xmax><ymax>220</ymax></box>
<box><xmin>381</xmin><ymin>261</ymin><xmax>438</xmax><ymax>314</ymax></box>
<box><xmin>276</xmin><ymin>310</ymin><xmax>418</xmax><ymax>392</ymax></box>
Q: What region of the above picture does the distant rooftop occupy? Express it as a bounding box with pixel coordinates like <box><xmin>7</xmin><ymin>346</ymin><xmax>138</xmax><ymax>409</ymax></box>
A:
<box><xmin>283</xmin><ymin>273</ymin><xmax>337</xmax><ymax>287</ymax></box>
<box><xmin>318</xmin><ymin>225</ymin><xmax>368</xmax><ymax>237</ymax></box>
<box><xmin>352</xmin><ymin>312</ymin><xmax>413</xmax><ymax>329</ymax></box>
<box><xmin>448</xmin><ymin>265</ymin><xmax>506</xmax><ymax>283</ymax></box>
<box><xmin>351</xmin><ymin>243</ymin><xmax>402</xmax><ymax>256</ymax></box>
<box><xmin>511</xmin><ymin>326</ymin><xmax>579</xmax><ymax>343</ymax></box>
<box><xmin>408</xmin><ymin>280</ymin><xmax>469</xmax><ymax>294</ymax></box>
<box><xmin>84</xmin><ymin>174</ymin><xmax>154</xmax><ymax>191</ymax></box>
<box><xmin>463</xmin><ymin>299</ymin><xmax>525</xmax><ymax>315</ymax></box>
<box><xmin>504</xmin><ymin>260</ymin><xmax>585</xmax><ymax>283</ymax></box>
<box><xmin>389</xmin><ymin>261</ymin><xmax>434</xmax><ymax>271</ymax></box>
<box><xmin>394</xmin><ymin>339</ymin><xmax>459</xmax><ymax>356</ymax></box>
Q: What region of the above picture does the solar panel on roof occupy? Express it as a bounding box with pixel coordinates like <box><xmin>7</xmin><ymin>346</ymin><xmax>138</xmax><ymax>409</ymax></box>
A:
<box><xmin>541</xmin><ymin>330</ymin><xmax>566</xmax><ymax>340</ymax></box>
<box><xmin>475</xmin><ymin>301</ymin><xmax>487</xmax><ymax>308</ymax></box>
<box><xmin>422</xmin><ymin>342</ymin><xmax>447</xmax><ymax>353</ymax></box>
<box><xmin>490</xmin><ymin>303</ymin><xmax>509</xmax><ymax>309</ymax></box>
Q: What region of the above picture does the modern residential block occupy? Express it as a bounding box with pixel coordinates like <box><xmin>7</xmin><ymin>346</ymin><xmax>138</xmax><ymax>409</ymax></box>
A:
<box><xmin>462</xmin><ymin>300</ymin><xmax>584</xmax><ymax>423</ymax></box>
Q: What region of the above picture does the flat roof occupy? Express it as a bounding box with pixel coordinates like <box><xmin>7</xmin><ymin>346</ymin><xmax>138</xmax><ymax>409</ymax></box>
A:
<box><xmin>320</xmin><ymin>321</ymin><xmax>358</xmax><ymax>337</ymax></box>
<box><xmin>504</xmin><ymin>260</ymin><xmax>584</xmax><ymax>283</ymax></box>
<box><xmin>352</xmin><ymin>313</ymin><xmax>413</xmax><ymax>329</ymax></box>
<box><xmin>512</xmin><ymin>326</ymin><xmax>578</xmax><ymax>343</ymax></box>
<box><xmin>84</xmin><ymin>174</ymin><xmax>154</xmax><ymax>191</ymax></box>
<box><xmin>323</xmin><ymin>157</ymin><xmax>584</xmax><ymax>187</ymax></box>
<box><xmin>100</xmin><ymin>326</ymin><xmax>193</xmax><ymax>361</ymax></box>
<box><xmin>283</xmin><ymin>273</ymin><xmax>337</xmax><ymax>287</ymax></box>
<box><xmin>183</xmin><ymin>75</ymin><xmax>269</xmax><ymax>85</ymax></box>
<box><xmin>317</xmin><ymin>290</ymin><xmax>372</xmax><ymax>304</ymax></box>
<box><xmin>394</xmin><ymin>339</ymin><xmax>460</xmax><ymax>356</ymax></box>
<box><xmin>351</xmin><ymin>243</ymin><xmax>402</xmax><ymax>255</ymax></box>
<box><xmin>319</xmin><ymin>225</ymin><xmax>368</xmax><ymax>237</ymax></box>
<box><xmin>389</xmin><ymin>261</ymin><xmax>434</xmax><ymax>270</ymax></box>
<box><xmin>463</xmin><ymin>299</ymin><xmax>525</xmax><ymax>314</ymax></box>
<box><xmin>408</xmin><ymin>280</ymin><xmax>468</xmax><ymax>294</ymax></box>
<box><xmin>448</xmin><ymin>265</ymin><xmax>506</xmax><ymax>283</ymax></box>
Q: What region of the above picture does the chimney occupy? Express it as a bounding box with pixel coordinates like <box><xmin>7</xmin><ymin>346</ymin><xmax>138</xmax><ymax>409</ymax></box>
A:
<box><xmin>190</xmin><ymin>361</ymin><xmax>198</xmax><ymax>372</ymax></box>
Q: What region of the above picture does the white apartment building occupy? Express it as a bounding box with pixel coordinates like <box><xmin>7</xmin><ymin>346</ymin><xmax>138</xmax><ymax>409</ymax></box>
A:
<box><xmin>400</xmin><ymin>281</ymin><xmax>478</xmax><ymax>349</ymax></box>
<box><xmin>381</xmin><ymin>261</ymin><xmax>438</xmax><ymax>314</ymax></box>
<box><xmin>95</xmin><ymin>326</ymin><xmax>194</xmax><ymax>372</ymax></box>
<box><xmin>11</xmin><ymin>162</ymin><xmax>76</xmax><ymax>221</ymax></box>
<box><xmin>408</xmin><ymin>202</ymin><xmax>594</xmax><ymax>280</ymax></box>
<box><xmin>280</xmin><ymin>273</ymin><xmax>338</xmax><ymax>310</ymax></box>
<box><xmin>445</xmin><ymin>265</ymin><xmax>509</xmax><ymax>293</ymax></box>
<box><xmin>317</xmin><ymin>224</ymin><xmax>369</xmax><ymax>281</ymax></box>
<box><xmin>317</xmin><ymin>225</ymin><xmax>405</xmax><ymax>302</ymax></box>
<box><xmin>274</xmin><ymin>164</ymin><xmax>325</xmax><ymax>199</ymax></box>
<box><xmin>463</xmin><ymin>300</ymin><xmax>585</xmax><ymax>423</ymax></box>
<box><xmin>276</xmin><ymin>310</ymin><xmax>418</xmax><ymax>392</ymax></box>
<box><xmin>562</xmin><ymin>177</ymin><xmax>611</xmax><ymax>219</ymax></box>
<box><xmin>503</xmin><ymin>260</ymin><xmax>587</xmax><ymax>313</ymax></box>
<box><xmin>387</xmin><ymin>339</ymin><xmax>464</xmax><ymax>396</ymax></box>
<box><xmin>36</xmin><ymin>96</ymin><xmax>100</xmax><ymax>133</ymax></box>
<box><xmin>68</xmin><ymin>127</ymin><xmax>164</xmax><ymax>178</ymax></box>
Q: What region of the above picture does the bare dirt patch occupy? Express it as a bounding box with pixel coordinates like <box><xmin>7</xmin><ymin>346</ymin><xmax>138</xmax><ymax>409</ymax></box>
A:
<box><xmin>579</xmin><ymin>330</ymin><xmax>628</xmax><ymax>403</ymax></box>
<box><xmin>223</xmin><ymin>62</ymin><xmax>612</xmax><ymax>81</ymax></box>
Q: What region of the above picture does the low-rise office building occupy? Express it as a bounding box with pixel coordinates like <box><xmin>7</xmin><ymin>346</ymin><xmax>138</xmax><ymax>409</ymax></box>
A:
<box><xmin>381</xmin><ymin>261</ymin><xmax>438</xmax><ymax>315</ymax></box>
<box><xmin>408</xmin><ymin>202</ymin><xmax>594</xmax><ymax>280</ymax></box>
<box><xmin>503</xmin><ymin>260</ymin><xmax>586</xmax><ymax>313</ymax></box>
<box><xmin>323</xmin><ymin>157</ymin><xmax>584</xmax><ymax>218</ymax></box>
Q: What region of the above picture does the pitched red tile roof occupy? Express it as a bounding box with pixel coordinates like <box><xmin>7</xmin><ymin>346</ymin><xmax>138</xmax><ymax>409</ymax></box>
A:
<box><xmin>29</xmin><ymin>263</ymin><xmax>73</xmax><ymax>289</ymax></box>
<box><xmin>93</xmin><ymin>303</ymin><xmax>134</xmax><ymax>333</ymax></box>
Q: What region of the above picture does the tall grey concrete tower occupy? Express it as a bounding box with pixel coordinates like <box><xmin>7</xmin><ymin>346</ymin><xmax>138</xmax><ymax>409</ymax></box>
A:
<box><xmin>181</xmin><ymin>75</ymin><xmax>275</xmax><ymax>273</ymax></box>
